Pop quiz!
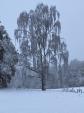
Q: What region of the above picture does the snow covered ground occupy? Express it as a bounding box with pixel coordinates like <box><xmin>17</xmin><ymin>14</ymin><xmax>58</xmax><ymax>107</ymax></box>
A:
<box><xmin>0</xmin><ymin>88</ymin><xmax>84</xmax><ymax>113</ymax></box>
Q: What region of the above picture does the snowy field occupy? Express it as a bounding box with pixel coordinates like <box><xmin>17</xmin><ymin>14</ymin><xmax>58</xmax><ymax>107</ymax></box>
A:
<box><xmin>0</xmin><ymin>88</ymin><xmax>84</xmax><ymax>113</ymax></box>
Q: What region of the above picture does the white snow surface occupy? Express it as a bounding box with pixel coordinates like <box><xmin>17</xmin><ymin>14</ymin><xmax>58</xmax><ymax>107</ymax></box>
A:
<box><xmin>0</xmin><ymin>88</ymin><xmax>84</xmax><ymax>113</ymax></box>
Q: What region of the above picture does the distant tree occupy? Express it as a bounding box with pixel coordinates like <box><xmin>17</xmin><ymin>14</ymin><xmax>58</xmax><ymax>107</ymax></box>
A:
<box><xmin>59</xmin><ymin>42</ymin><xmax>69</xmax><ymax>87</ymax></box>
<box><xmin>14</xmin><ymin>11</ymin><xmax>31</xmax><ymax>87</ymax></box>
<box><xmin>68</xmin><ymin>59</ymin><xmax>84</xmax><ymax>87</ymax></box>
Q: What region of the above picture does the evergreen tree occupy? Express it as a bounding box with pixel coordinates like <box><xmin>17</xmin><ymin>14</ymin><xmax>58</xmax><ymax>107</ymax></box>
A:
<box><xmin>0</xmin><ymin>22</ymin><xmax>18</xmax><ymax>88</ymax></box>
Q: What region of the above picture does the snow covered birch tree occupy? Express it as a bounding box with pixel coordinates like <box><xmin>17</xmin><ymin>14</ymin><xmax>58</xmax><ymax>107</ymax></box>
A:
<box><xmin>15</xmin><ymin>3</ymin><xmax>69</xmax><ymax>90</ymax></box>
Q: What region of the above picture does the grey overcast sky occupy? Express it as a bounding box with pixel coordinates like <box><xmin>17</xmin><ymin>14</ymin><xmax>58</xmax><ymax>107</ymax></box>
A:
<box><xmin>0</xmin><ymin>0</ymin><xmax>84</xmax><ymax>61</ymax></box>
